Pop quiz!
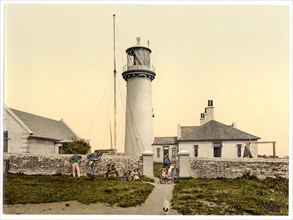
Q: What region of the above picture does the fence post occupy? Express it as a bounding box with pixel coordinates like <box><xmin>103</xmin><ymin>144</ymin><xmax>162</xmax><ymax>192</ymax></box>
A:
<box><xmin>177</xmin><ymin>150</ymin><xmax>190</xmax><ymax>178</ymax></box>
<box><xmin>142</xmin><ymin>150</ymin><xmax>154</xmax><ymax>178</ymax></box>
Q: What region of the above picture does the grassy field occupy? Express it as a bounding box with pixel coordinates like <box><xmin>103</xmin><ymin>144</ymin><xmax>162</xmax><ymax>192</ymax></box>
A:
<box><xmin>3</xmin><ymin>173</ymin><xmax>154</xmax><ymax>207</ymax></box>
<box><xmin>3</xmin><ymin>166</ymin><xmax>289</xmax><ymax>215</ymax></box>
<box><xmin>172</xmin><ymin>176</ymin><xmax>289</xmax><ymax>215</ymax></box>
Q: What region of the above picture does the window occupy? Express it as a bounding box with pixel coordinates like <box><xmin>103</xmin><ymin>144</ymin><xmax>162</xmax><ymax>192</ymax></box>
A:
<box><xmin>157</xmin><ymin>148</ymin><xmax>160</xmax><ymax>157</ymax></box>
<box><xmin>194</xmin><ymin>145</ymin><xmax>199</xmax><ymax>157</ymax></box>
<box><xmin>213</xmin><ymin>142</ymin><xmax>222</xmax><ymax>157</ymax></box>
<box><xmin>3</xmin><ymin>131</ymin><xmax>8</xmax><ymax>152</ymax></box>
<box><xmin>237</xmin><ymin>144</ymin><xmax>242</xmax><ymax>158</ymax></box>
<box><xmin>172</xmin><ymin>148</ymin><xmax>176</xmax><ymax>158</ymax></box>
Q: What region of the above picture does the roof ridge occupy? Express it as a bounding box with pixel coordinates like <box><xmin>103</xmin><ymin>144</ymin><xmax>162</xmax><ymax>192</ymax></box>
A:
<box><xmin>10</xmin><ymin>108</ymin><xmax>61</xmax><ymax>122</ymax></box>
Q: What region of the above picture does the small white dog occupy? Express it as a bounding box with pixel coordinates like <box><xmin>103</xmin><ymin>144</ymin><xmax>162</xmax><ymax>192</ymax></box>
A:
<box><xmin>163</xmin><ymin>198</ymin><xmax>170</xmax><ymax>215</ymax></box>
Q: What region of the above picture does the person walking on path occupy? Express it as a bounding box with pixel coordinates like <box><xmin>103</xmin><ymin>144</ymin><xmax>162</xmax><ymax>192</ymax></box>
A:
<box><xmin>163</xmin><ymin>154</ymin><xmax>171</xmax><ymax>171</ymax></box>
<box><xmin>69</xmin><ymin>154</ymin><xmax>82</xmax><ymax>177</ymax></box>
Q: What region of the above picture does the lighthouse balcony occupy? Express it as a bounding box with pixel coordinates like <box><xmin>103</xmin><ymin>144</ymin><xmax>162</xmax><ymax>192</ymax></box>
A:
<box><xmin>122</xmin><ymin>69</ymin><xmax>156</xmax><ymax>81</ymax></box>
<box><xmin>127</xmin><ymin>64</ymin><xmax>151</xmax><ymax>71</ymax></box>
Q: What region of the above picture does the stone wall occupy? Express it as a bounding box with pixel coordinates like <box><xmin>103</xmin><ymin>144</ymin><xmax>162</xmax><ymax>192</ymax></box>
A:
<box><xmin>190</xmin><ymin>158</ymin><xmax>289</xmax><ymax>179</ymax></box>
<box><xmin>3</xmin><ymin>153</ymin><xmax>142</xmax><ymax>177</ymax></box>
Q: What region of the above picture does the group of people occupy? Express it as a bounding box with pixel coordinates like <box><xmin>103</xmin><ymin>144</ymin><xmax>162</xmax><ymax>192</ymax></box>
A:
<box><xmin>68</xmin><ymin>150</ymin><xmax>103</xmax><ymax>179</ymax></box>
<box><xmin>69</xmin><ymin>152</ymin><xmax>179</xmax><ymax>183</ymax></box>
<box><xmin>121</xmin><ymin>169</ymin><xmax>141</xmax><ymax>182</ymax></box>
<box><xmin>160</xmin><ymin>154</ymin><xmax>179</xmax><ymax>184</ymax></box>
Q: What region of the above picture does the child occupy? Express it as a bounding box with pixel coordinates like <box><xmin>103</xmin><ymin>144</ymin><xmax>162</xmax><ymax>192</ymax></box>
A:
<box><xmin>86</xmin><ymin>162</ymin><xmax>97</xmax><ymax>180</ymax></box>
<box><xmin>160</xmin><ymin>168</ymin><xmax>172</xmax><ymax>184</ymax></box>
<box><xmin>121</xmin><ymin>172</ymin><xmax>128</xmax><ymax>181</ymax></box>
<box><xmin>171</xmin><ymin>165</ymin><xmax>179</xmax><ymax>181</ymax></box>
<box><xmin>132</xmin><ymin>169</ymin><xmax>141</xmax><ymax>182</ymax></box>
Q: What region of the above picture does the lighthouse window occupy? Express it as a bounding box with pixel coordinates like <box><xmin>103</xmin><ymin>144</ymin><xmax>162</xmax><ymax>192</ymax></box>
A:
<box><xmin>127</xmin><ymin>48</ymin><xmax>151</xmax><ymax>67</ymax></box>
<box><xmin>127</xmin><ymin>55</ymin><xmax>134</xmax><ymax>66</ymax></box>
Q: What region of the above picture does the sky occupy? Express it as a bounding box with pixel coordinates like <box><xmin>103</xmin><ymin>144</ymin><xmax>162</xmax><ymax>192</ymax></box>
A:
<box><xmin>1</xmin><ymin>1</ymin><xmax>291</xmax><ymax>157</ymax></box>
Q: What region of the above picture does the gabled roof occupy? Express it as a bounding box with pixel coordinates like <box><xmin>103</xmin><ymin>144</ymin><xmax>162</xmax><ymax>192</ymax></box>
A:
<box><xmin>152</xmin><ymin>137</ymin><xmax>178</xmax><ymax>145</ymax></box>
<box><xmin>7</xmin><ymin>107</ymin><xmax>78</xmax><ymax>141</ymax></box>
<box><xmin>178</xmin><ymin>120</ymin><xmax>260</xmax><ymax>141</ymax></box>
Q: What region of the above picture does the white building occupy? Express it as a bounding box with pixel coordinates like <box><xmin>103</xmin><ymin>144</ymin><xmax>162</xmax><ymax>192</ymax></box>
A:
<box><xmin>152</xmin><ymin>100</ymin><xmax>260</xmax><ymax>162</ymax></box>
<box><xmin>3</xmin><ymin>106</ymin><xmax>79</xmax><ymax>154</ymax></box>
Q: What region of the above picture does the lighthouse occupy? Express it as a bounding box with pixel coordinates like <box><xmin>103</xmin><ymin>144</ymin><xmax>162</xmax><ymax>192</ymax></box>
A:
<box><xmin>122</xmin><ymin>37</ymin><xmax>156</xmax><ymax>156</ymax></box>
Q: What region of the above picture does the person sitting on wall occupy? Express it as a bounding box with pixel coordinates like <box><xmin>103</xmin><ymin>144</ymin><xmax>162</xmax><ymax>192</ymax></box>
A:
<box><xmin>69</xmin><ymin>154</ymin><xmax>82</xmax><ymax>177</ymax></box>
<box><xmin>86</xmin><ymin>162</ymin><xmax>97</xmax><ymax>180</ymax></box>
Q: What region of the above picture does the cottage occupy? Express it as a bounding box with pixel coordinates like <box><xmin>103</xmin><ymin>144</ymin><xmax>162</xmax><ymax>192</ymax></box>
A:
<box><xmin>3</xmin><ymin>106</ymin><xmax>79</xmax><ymax>154</ymax></box>
<box><xmin>152</xmin><ymin>100</ymin><xmax>260</xmax><ymax>162</ymax></box>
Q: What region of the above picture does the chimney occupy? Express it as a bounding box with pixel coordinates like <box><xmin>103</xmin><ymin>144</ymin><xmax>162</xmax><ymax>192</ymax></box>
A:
<box><xmin>232</xmin><ymin>122</ymin><xmax>237</xmax><ymax>128</ymax></box>
<box><xmin>200</xmin><ymin>100</ymin><xmax>214</xmax><ymax>125</ymax></box>
<box><xmin>200</xmin><ymin>113</ymin><xmax>205</xmax><ymax>126</ymax></box>
<box><xmin>205</xmin><ymin>100</ymin><xmax>214</xmax><ymax>122</ymax></box>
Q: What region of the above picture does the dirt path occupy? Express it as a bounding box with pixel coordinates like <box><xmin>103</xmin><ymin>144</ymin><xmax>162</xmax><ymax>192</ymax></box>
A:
<box><xmin>3</xmin><ymin>178</ymin><xmax>180</xmax><ymax>215</ymax></box>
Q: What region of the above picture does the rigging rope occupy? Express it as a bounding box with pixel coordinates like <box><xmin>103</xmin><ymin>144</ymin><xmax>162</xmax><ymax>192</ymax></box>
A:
<box><xmin>117</xmin><ymin>77</ymin><xmax>140</xmax><ymax>154</ymax></box>
<box><xmin>102</xmin><ymin>82</ymin><xmax>113</xmax><ymax>147</ymax></box>
<box><xmin>87</xmin><ymin>76</ymin><xmax>112</xmax><ymax>136</ymax></box>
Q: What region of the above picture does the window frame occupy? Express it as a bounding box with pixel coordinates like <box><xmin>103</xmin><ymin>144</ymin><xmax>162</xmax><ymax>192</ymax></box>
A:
<box><xmin>213</xmin><ymin>142</ymin><xmax>222</xmax><ymax>158</ymax></box>
<box><xmin>157</xmin><ymin>148</ymin><xmax>160</xmax><ymax>158</ymax></box>
<box><xmin>194</xmin><ymin>145</ymin><xmax>199</xmax><ymax>157</ymax></box>
<box><xmin>237</xmin><ymin>144</ymin><xmax>242</xmax><ymax>158</ymax></box>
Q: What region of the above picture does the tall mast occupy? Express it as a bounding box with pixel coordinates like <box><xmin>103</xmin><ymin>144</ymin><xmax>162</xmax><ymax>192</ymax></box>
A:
<box><xmin>113</xmin><ymin>14</ymin><xmax>117</xmax><ymax>152</ymax></box>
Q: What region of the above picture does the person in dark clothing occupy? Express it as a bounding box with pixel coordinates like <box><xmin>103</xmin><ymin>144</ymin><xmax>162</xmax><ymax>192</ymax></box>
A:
<box><xmin>87</xmin><ymin>150</ymin><xmax>103</xmax><ymax>165</ymax></box>
<box><xmin>163</xmin><ymin>154</ymin><xmax>171</xmax><ymax>171</ymax></box>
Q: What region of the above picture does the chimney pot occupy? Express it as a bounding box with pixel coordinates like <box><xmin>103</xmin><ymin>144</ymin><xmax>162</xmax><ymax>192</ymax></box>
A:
<box><xmin>208</xmin><ymin>100</ymin><xmax>213</xmax><ymax>107</ymax></box>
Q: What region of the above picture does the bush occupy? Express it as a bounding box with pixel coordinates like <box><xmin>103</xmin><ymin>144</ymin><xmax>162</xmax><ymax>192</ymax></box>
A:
<box><xmin>60</xmin><ymin>138</ymin><xmax>91</xmax><ymax>154</ymax></box>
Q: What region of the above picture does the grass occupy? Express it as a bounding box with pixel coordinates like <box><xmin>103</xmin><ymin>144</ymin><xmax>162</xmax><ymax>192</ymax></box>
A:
<box><xmin>172</xmin><ymin>176</ymin><xmax>289</xmax><ymax>215</ymax></box>
<box><xmin>153</xmin><ymin>162</ymin><xmax>163</xmax><ymax>177</ymax></box>
<box><xmin>3</xmin><ymin>169</ymin><xmax>289</xmax><ymax>215</ymax></box>
<box><xmin>3</xmin><ymin>173</ymin><xmax>154</xmax><ymax>207</ymax></box>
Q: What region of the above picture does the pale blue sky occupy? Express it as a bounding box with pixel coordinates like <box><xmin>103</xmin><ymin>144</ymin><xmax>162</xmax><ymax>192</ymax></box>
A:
<box><xmin>2</xmin><ymin>2</ymin><xmax>291</xmax><ymax>156</ymax></box>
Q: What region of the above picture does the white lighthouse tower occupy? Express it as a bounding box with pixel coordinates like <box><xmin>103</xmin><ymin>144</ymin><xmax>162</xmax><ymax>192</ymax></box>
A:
<box><xmin>122</xmin><ymin>37</ymin><xmax>156</xmax><ymax>156</ymax></box>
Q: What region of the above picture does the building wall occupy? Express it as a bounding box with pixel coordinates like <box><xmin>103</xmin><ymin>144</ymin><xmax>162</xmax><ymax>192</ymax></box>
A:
<box><xmin>179</xmin><ymin>141</ymin><xmax>212</xmax><ymax>158</ymax></box>
<box><xmin>4</xmin><ymin>153</ymin><xmax>143</xmax><ymax>176</ymax></box>
<box><xmin>179</xmin><ymin>141</ymin><xmax>258</xmax><ymax>159</ymax></box>
<box><xmin>190</xmin><ymin>157</ymin><xmax>288</xmax><ymax>179</ymax></box>
<box><xmin>3</xmin><ymin>109</ymin><xmax>30</xmax><ymax>153</ymax></box>
<box><xmin>152</xmin><ymin>144</ymin><xmax>178</xmax><ymax>163</ymax></box>
<box><xmin>29</xmin><ymin>138</ymin><xmax>58</xmax><ymax>154</ymax></box>
<box><xmin>125</xmin><ymin>77</ymin><xmax>154</xmax><ymax>156</ymax></box>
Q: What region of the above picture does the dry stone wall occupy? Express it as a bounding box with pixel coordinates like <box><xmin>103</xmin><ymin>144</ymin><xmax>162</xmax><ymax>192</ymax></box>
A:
<box><xmin>3</xmin><ymin>153</ymin><xmax>142</xmax><ymax>177</ymax></box>
<box><xmin>190</xmin><ymin>158</ymin><xmax>289</xmax><ymax>179</ymax></box>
